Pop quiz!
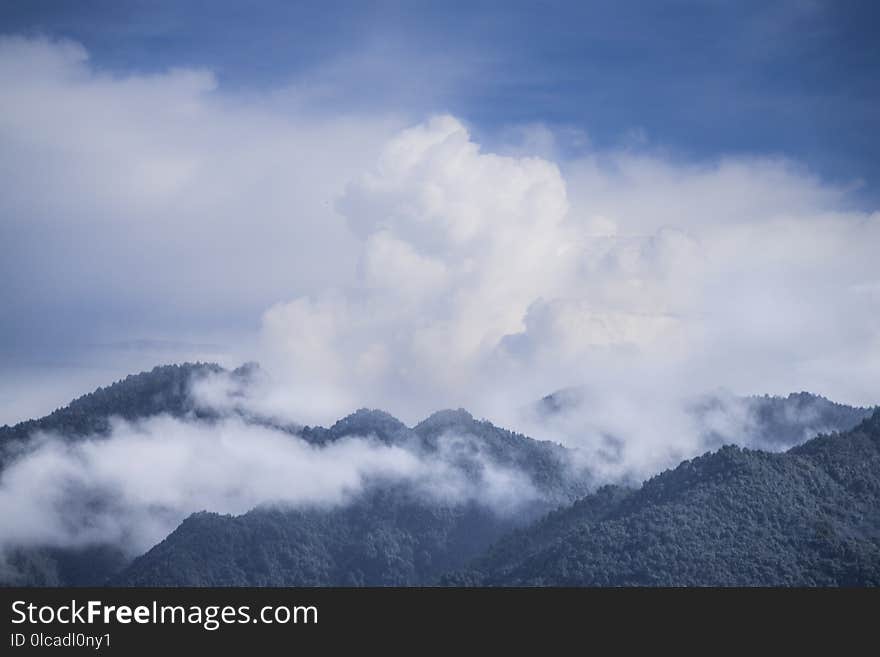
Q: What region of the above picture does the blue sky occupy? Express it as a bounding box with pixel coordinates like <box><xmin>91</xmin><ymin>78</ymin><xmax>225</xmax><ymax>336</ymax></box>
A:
<box><xmin>2</xmin><ymin>0</ymin><xmax>878</xmax><ymax>199</ymax></box>
<box><xmin>1</xmin><ymin>1</ymin><xmax>879</xmax><ymax>425</ymax></box>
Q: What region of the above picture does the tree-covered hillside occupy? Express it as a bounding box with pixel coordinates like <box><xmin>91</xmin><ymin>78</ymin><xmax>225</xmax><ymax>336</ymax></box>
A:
<box><xmin>0</xmin><ymin>363</ymin><xmax>221</xmax><ymax>448</ymax></box>
<box><xmin>449</xmin><ymin>411</ymin><xmax>880</xmax><ymax>586</ymax></box>
<box><xmin>112</xmin><ymin>487</ymin><xmax>522</xmax><ymax>586</ymax></box>
<box><xmin>0</xmin><ymin>365</ymin><xmax>586</xmax><ymax>586</ymax></box>
<box><xmin>109</xmin><ymin>408</ymin><xmax>591</xmax><ymax>587</ymax></box>
<box><xmin>3</xmin><ymin>363</ymin><xmax>877</xmax><ymax>587</ymax></box>
<box><xmin>413</xmin><ymin>409</ymin><xmax>586</xmax><ymax>502</ymax></box>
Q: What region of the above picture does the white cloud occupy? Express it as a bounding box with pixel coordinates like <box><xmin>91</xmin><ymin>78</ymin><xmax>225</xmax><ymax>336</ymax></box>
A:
<box><xmin>257</xmin><ymin>115</ymin><xmax>578</xmax><ymax>423</ymax></box>
<box><xmin>249</xmin><ymin>116</ymin><xmax>879</xmax><ymax>480</ymax></box>
<box><xmin>2</xmin><ymin>36</ymin><xmax>879</xmax><ymax>483</ymax></box>
<box><xmin>0</xmin><ymin>415</ymin><xmax>540</xmax><ymax>557</ymax></box>
<box><xmin>0</xmin><ymin>36</ymin><xmax>401</xmax><ymax>372</ymax></box>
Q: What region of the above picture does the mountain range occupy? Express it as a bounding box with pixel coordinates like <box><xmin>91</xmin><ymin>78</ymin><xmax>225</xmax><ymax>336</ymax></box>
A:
<box><xmin>1</xmin><ymin>363</ymin><xmax>877</xmax><ymax>586</ymax></box>
<box><xmin>448</xmin><ymin>418</ymin><xmax>880</xmax><ymax>585</ymax></box>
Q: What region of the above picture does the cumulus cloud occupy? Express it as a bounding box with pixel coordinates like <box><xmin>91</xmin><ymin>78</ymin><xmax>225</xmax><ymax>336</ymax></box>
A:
<box><xmin>251</xmin><ymin>114</ymin><xmax>879</xmax><ymax>473</ymax></box>
<box><xmin>2</xmin><ymin>36</ymin><xmax>879</xmax><ymax>486</ymax></box>
<box><xmin>256</xmin><ymin>116</ymin><xmax>576</xmax><ymax>423</ymax></box>
<box><xmin>239</xmin><ymin>116</ymin><xmax>878</xmax><ymax>482</ymax></box>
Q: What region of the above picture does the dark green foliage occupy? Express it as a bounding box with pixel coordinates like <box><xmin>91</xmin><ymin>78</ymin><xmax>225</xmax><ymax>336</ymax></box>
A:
<box><xmin>0</xmin><ymin>366</ymin><xmax>584</xmax><ymax>587</ymax></box>
<box><xmin>112</xmin><ymin>409</ymin><xmax>589</xmax><ymax>587</ymax></box>
<box><xmin>3</xmin><ymin>362</ymin><xmax>878</xmax><ymax>587</ymax></box>
<box><xmin>0</xmin><ymin>363</ymin><xmax>222</xmax><ymax>450</ymax></box>
<box><xmin>413</xmin><ymin>409</ymin><xmax>590</xmax><ymax>501</ymax></box>
<box><xmin>298</xmin><ymin>409</ymin><xmax>414</xmax><ymax>446</ymax></box>
<box><xmin>453</xmin><ymin>412</ymin><xmax>880</xmax><ymax>586</ymax></box>
<box><xmin>112</xmin><ymin>487</ymin><xmax>523</xmax><ymax>586</ymax></box>
<box><xmin>301</xmin><ymin>407</ymin><xmax>589</xmax><ymax>502</ymax></box>
<box><xmin>2</xmin><ymin>545</ymin><xmax>128</xmax><ymax>587</ymax></box>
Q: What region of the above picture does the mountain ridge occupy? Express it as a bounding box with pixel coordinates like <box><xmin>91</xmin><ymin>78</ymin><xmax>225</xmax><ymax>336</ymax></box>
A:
<box><xmin>446</xmin><ymin>410</ymin><xmax>880</xmax><ymax>586</ymax></box>
<box><xmin>2</xmin><ymin>363</ymin><xmax>877</xmax><ymax>587</ymax></box>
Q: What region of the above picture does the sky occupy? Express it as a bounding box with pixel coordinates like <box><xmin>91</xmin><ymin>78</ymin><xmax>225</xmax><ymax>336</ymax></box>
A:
<box><xmin>1</xmin><ymin>0</ymin><xmax>879</xmax><ymax>427</ymax></box>
<box><xmin>3</xmin><ymin>1</ymin><xmax>878</xmax><ymax>182</ymax></box>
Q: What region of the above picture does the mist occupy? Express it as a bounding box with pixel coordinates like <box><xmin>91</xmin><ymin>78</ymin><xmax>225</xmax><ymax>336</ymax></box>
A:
<box><xmin>0</xmin><ymin>412</ymin><xmax>543</xmax><ymax>563</ymax></box>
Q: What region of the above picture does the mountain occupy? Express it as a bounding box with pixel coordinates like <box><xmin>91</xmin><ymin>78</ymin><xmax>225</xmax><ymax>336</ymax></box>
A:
<box><xmin>1</xmin><ymin>545</ymin><xmax>130</xmax><ymax>587</ymax></box>
<box><xmin>537</xmin><ymin>387</ymin><xmax>874</xmax><ymax>453</ymax></box>
<box><xmin>3</xmin><ymin>362</ymin><xmax>877</xmax><ymax>587</ymax></box>
<box><xmin>112</xmin><ymin>408</ymin><xmax>589</xmax><ymax>586</ymax></box>
<box><xmin>447</xmin><ymin>411</ymin><xmax>880</xmax><ymax>586</ymax></box>
<box><xmin>112</xmin><ymin>488</ymin><xmax>521</xmax><ymax>586</ymax></box>
<box><xmin>692</xmin><ymin>391</ymin><xmax>875</xmax><ymax>451</ymax></box>
<box><xmin>1</xmin><ymin>363</ymin><xmax>220</xmax><ymax>452</ymax></box>
<box><xmin>0</xmin><ymin>363</ymin><xmax>225</xmax><ymax>586</ymax></box>
<box><xmin>0</xmin><ymin>365</ymin><xmax>585</xmax><ymax>586</ymax></box>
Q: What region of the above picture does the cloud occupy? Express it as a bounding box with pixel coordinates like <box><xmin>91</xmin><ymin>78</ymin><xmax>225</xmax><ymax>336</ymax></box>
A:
<box><xmin>245</xmin><ymin>117</ymin><xmax>879</xmax><ymax>481</ymax></box>
<box><xmin>256</xmin><ymin>116</ymin><xmax>576</xmax><ymax>423</ymax></box>
<box><xmin>0</xmin><ymin>414</ymin><xmax>541</xmax><ymax>558</ymax></box>
<box><xmin>0</xmin><ymin>35</ymin><xmax>401</xmax><ymax>372</ymax></box>
<box><xmin>1</xmin><ymin>36</ymin><xmax>879</xmax><ymax>484</ymax></box>
<box><xmin>254</xmin><ymin>112</ymin><xmax>879</xmax><ymax>412</ymax></box>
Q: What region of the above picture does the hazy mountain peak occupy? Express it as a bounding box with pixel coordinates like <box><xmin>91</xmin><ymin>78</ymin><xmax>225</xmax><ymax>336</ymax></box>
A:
<box><xmin>0</xmin><ymin>362</ymin><xmax>224</xmax><ymax>445</ymax></box>
<box><xmin>328</xmin><ymin>408</ymin><xmax>412</xmax><ymax>443</ymax></box>
<box><xmin>230</xmin><ymin>361</ymin><xmax>261</xmax><ymax>380</ymax></box>
<box><xmin>413</xmin><ymin>408</ymin><xmax>476</xmax><ymax>434</ymax></box>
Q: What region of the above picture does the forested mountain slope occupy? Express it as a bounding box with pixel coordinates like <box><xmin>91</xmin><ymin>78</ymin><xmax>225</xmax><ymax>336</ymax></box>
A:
<box><xmin>112</xmin><ymin>488</ymin><xmax>521</xmax><ymax>586</ymax></box>
<box><xmin>0</xmin><ymin>366</ymin><xmax>585</xmax><ymax>586</ymax></box>
<box><xmin>449</xmin><ymin>411</ymin><xmax>880</xmax><ymax>586</ymax></box>
<box><xmin>3</xmin><ymin>363</ymin><xmax>876</xmax><ymax>587</ymax></box>
<box><xmin>0</xmin><ymin>363</ymin><xmax>223</xmax><ymax>448</ymax></box>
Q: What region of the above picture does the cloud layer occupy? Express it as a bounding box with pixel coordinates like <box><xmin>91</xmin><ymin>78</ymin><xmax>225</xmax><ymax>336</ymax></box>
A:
<box><xmin>0</xmin><ymin>414</ymin><xmax>541</xmax><ymax>558</ymax></box>
<box><xmin>1</xmin><ymin>36</ymin><xmax>879</xmax><ymax>483</ymax></box>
